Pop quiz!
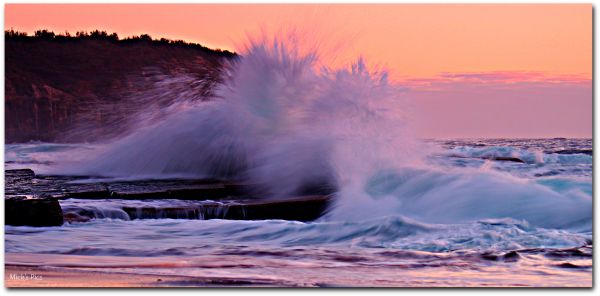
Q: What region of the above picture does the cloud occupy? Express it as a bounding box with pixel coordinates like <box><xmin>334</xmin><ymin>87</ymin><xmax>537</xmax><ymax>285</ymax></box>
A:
<box><xmin>399</xmin><ymin>71</ymin><xmax>591</xmax><ymax>91</ymax></box>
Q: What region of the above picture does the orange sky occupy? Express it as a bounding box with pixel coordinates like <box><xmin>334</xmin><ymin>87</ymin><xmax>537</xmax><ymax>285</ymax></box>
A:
<box><xmin>4</xmin><ymin>4</ymin><xmax>592</xmax><ymax>80</ymax></box>
<box><xmin>4</xmin><ymin>4</ymin><xmax>592</xmax><ymax>138</ymax></box>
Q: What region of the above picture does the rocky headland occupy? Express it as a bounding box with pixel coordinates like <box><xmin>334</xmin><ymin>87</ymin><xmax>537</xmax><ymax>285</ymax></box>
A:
<box><xmin>5</xmin><ymin>29</ymin><xmax>236</xmax><ymax>143</ymax></box>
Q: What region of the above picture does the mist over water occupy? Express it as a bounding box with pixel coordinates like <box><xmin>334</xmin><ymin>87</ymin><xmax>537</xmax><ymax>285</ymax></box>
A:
<box><xmin>61</xmin><ymin>36</ymin><xmax>419</xmax><ymax>195</ymax></box>
<box><xmin>43</xmin><ymin>36</ymin><xmax>592</xmax><ymax>231</ymax></box>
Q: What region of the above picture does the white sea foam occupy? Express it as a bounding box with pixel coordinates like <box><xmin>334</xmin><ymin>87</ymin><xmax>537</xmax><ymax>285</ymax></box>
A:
<box><xmin>20</xmin><ymin>35</ymin><xmax>591</xmax><ymax>230</ymax></box>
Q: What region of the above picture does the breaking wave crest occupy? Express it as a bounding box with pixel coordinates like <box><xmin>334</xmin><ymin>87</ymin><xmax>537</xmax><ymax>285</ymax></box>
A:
<box><xmin>45</xmin><ymin>35</ymin><xmax>591</xmax><ymax>230</ymax></box>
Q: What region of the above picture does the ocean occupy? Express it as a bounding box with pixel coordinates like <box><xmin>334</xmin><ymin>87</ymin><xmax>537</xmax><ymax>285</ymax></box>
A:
<box><xmin>3</xmin><ymin>39</ymin><xmax>593</xmax><ymax>287</ymax></box>
<box><xmin>4</xmin><ymin>138</ymin><xmax>592</xmax><ymax>287</ymax></box>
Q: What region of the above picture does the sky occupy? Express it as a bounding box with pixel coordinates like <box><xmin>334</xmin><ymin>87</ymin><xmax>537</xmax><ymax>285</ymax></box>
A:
<box><xmin>4</xmin><ymin>4</ymin><xmax>592</xmax><ymax>138</ymax></box>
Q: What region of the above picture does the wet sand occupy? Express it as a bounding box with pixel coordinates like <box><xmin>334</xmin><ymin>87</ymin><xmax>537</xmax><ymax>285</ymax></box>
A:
<box><xmin>5</xmin><ymin>262</ymin><xmax>593</xmax><ymax>288</ymax></box>
<box><xmin>5</xmin><ymin>265</ymin><xmax>286</xmax><ymax>287</ymax></box>
<box><xmin>6</xmin><ymin>265</ymin><xmax>190</xmax><ymax>287</ymax></box>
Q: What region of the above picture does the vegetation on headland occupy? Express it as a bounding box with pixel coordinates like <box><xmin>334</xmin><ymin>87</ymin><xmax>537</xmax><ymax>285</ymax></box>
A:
<box><xmin>5</xmin><ymin>29</ymin><xmax>237</xmax><ymax>143</ymax></box>
<box><xmin>5</xmin><ymin>29</ymin><xmax>236</xmax><ymax>57</ymax></box>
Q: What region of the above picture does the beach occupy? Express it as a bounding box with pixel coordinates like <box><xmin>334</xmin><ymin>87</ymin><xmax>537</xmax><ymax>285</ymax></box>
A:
<box><xmin>5</xmin><ymin>255</ymin><xmax>593</xmax><ymax>288</ymax></box>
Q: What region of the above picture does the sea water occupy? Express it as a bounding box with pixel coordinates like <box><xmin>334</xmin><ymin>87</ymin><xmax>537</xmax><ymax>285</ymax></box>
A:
<box><xmin>4</xmin><ymin>139</ymin><xmax>592</xmax><ymax>286</ymax></box>
<box><xmin>3</xmin><ymin>37</ymin><xmax>592</xmax><ymax>286</ymax></box>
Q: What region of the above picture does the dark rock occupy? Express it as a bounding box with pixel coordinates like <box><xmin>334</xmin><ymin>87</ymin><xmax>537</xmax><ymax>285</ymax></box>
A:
<box><xmin>292</xmin><ymin>180</ymin><xmax>338</xmax><ymax>196</ymax></box>
<box><xmin>481</xmin><ymin>250</ymin><xmax>520</xmax><ymax>262</ymax></box>
<box><xmin>502</xmin><ymin>251</ymin><xmax>521</xmax><ymax>262</ymax></box>
<box><xmin>5</xmin><ymin>168</ymin><xmax>35</xmax><ymax>177</ymax></box>
<box><xmin>5</xmin><ymin>196</ymin><xmax>64</xmax><ymax>226</ymax></box>
<box><xmin>482</xmin><ymin>156</ymin><xmax>525</xmax><ymax>163</ymax></box>
<box><xmin>5</xmin><ymin>169</ymin><xmax>36</xmax><ymax>196</ymax></box>
<box><xmin>448</xmin><ymin>155</ymin><xmax>525</xmax><ymax>163</ymax></box>
<box><xmin>5</xmin><ymin>169</ymin><xmax>110</xmax><ymax>198</ymax></box>
<box><xmin>4</xmin><ymin>170</ymin><xmax>290</xmax><ymax>201</ymax></box>
<box><xmin>123</xmin><ymin>206</ymin><xmax>204</xmax><ymax>220</ymax></box>
<box><xmin>544</xmin><ymin>247</ymin><xmax>593</xmax><ymax>259</ymax></box>
<box><xmin>109</xmin><ymin>186</ymin><xmax>238</xmax><ymax>200</ymax></box>
<box><xmin>64</xmin><ymin>190</ymin><xmax>112</xmax><ymax>199</ymax></box>
<box><xmin>122</xmin><ymin>195</ymin><xmax>332</xmax><ymax>222</ymax></box>
<box><xmin>63</xmin><ymin>211</ymin><xmax>91</xmax><ymax>223</ymax></box>
<box><xmin>556</xmin><ymin>262</ymin><xmax>589</xmax><ymax>269</ymax></box>
<box><xmin>5</xmin><ymin>169</ymin><xmax>333</xmax><ymax>222</ymax></box>
<box><xmin>59</xmin><ymin>181</ymin><xmax>258</xmax><ymax>200</ymax></box>
<box><xmin>225</xmin><ymin>195</ymin><xmax>331</xmax><ymax>222</ymax></box>
<box><xmin>480</xmin><ymin>253</ymin><xmax>499</xmax><ymax>261</ymax></box>
<box><xmin>553</xmin><ymin>149</ymin><xmax>593</xmax><ymax>156</ymax></box>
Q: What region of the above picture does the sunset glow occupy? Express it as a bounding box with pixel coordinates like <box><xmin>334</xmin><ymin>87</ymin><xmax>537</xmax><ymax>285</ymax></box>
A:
<box><xmin>4</xmin><ymin>4</ymin><xmax>593</xmax><ymax>287</ymax></box>
<box><xmin>5</xmin><ymin>3</ymin><xmax>592</xmax><ymax>137</ymax></box>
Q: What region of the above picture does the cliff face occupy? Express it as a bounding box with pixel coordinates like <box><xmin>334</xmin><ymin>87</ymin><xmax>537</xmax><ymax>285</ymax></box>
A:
<box><xmin>5</xmin><ymin>34</ymin><xmax>236</xmax><ymax>143</ymax></box>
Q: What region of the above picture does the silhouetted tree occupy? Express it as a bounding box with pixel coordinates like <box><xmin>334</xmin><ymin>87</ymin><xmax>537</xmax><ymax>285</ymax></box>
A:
<box><xmin>5</xmin><ymin>29</ymin><xmax>237</xmax><ymax>57</ymax></box>
<box><xmin>34</xmin><ymin>29</ymin><xmax>55</xmax><ymax>39</ymax></box>
<box><xmin>5</xmin><ymin>29</ymin><xmax>28</xmax><ymax>39</ymax></box>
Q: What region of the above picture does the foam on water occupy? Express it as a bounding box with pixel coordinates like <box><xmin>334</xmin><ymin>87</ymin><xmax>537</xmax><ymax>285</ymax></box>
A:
<box><xmin>447</xmin><ymin>145</ymin><xmax>592</xmax><ymax>165</ymax></box>
<box><xmin>328</xmin><ymin>167</ymin><xmax>591</xmax><ymax>230</ymax></box>
<box><xmin>5</xmin><ymin>143</ymin><xmax>97</xmax><ymax>173</ymax></box>
<box><xmin>7</xmin><ymin>35</ymin><xmax>592</xmax><ymax>238</ymax></box>
<box><xmin>4</xmin><ymin>216</ymin><xmax>591</xmax><ymax>255</ymax></box>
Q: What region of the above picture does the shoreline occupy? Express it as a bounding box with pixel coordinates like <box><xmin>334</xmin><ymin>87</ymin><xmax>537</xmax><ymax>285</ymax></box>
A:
<box><xmin>5</xmin><ymin>262</ymin><xmax>593</xmax><ymax>288</ymax></box>
<box><xmin>5</xmin><ymin>265</ymin><xmax>286</xmax><ymax>288</ymax></box>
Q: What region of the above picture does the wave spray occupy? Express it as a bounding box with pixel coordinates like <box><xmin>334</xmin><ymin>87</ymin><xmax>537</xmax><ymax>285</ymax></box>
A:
<box><xmin>63</xmin><ymin>35</ymin><xmax>591</xmax><ymax>229</ymax></box>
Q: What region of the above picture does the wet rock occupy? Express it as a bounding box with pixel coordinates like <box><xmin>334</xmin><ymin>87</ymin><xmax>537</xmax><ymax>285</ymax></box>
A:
<box><xmin>448</xmin><ymin>155</ymin><xmax>525</xmax><ymax>164</ymax></box>
<box><xmin>65</xmin><ymin>190</ymin><xmax>112</xmax><ymax>199</ymax></box>
<box><xmin>480</xmin><ymin>250</ymin><xmax>520</xmax><ymax>262</ymax></box>
<box><xmin>502</xmin><ymin>251</ymin><xmax>520</xmax><ymax>262</ymax></box>
<box><xmin>482</xmin><ymin>156</ymin><xmax>525</xmax><ymax>163</ymax></box>
<box><xmin>123</xmin><ymin>206</ymin><xmax>204</xmax><ymax>220</ymax></box>
<box><xmin>556</xmin><ymin>262</ymin><xmax>589</xmax><ymax>269</ymax></box>
<box><xmin>553</xmin><ymin>149</ymin><xmax>592</xmax><ymax>156</ymax></box>
<box><xmin>5</xmin><ymin>196</ymin><xmax>64</xmax><ymax>226</ymax></box>
<box><xmin>63</xmin><ymin>212</ymin><xmax>91</xmax><ymax>223</ymax></box>
<box><xmin>292</xmin><ymin>180</ymin><xmax>338</xmax><ymax>196</ymax></box>
<box><xmin>5</xmin><ymin>169</ymin><xmax>36</xmax><ymax>196</ymax></box>
<box><xmin>225</xmin><ymin>195</ymin><xmax>331</xmax><ymax>222</ymax></box>
<box><xmin>5</xmin><ymin>169</ymin><xmax>110</xmax><ymax>198</ymax></box>
<box><xmin>5</xmin><ymin>168</ymin><xmax>35</xmax><ymax>177</ymax></box>
<box><xmin>480</xmin><ymin>253</ymin><xmax>499</xmax><ymax>261</ymax></box>
<box><xmin>121</xmin><ymin>195</ymin><xmax>332</xmax><ymax>222</ymax></box>
<box><xmin>5</xmin><ymin>169</ymin><xmax>332</xmax><ymax>222</ymax></box>
<box><xmin>114</xmin><ymin>186</ymin><xmax>236</xmax><ymax>200</ymax></box>
<box><xmin>61</xmin><ymin>181</ymin><xmax>257</xmax><ymax>200</ymax></box>
<box><xmin>544</xmin><ymin>247</ymin><xmax>592</xmax><ymax>259</ymax></box>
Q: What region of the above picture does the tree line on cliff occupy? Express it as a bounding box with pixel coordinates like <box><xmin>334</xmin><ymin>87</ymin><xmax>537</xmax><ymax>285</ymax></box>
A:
<box><xmin>6</xmin><ymin>29</ymin><xmax>236</xmax><ymax>57</ymax></box>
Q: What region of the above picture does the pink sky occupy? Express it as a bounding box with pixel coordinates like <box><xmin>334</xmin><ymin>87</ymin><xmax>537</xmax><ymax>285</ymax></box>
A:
<box><xmin>4</xmin><ymin>4</ymin><xmax>592</xmax><ymax>138</ymax></box>
<box><xmin>408</xmin><ymin>73</ymin><xmax>591</xmax><ymax>138</ymax></box>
